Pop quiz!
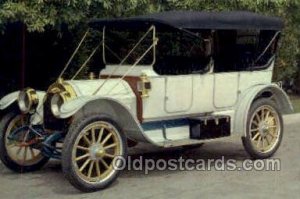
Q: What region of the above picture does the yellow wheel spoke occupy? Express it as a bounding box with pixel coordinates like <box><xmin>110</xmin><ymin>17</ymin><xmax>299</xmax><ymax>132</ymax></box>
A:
<box><xmin>96</xmin><ymin>160</ymin><xmax>101</xmax><ymax>177</ymax></box>
<box><xmin>100</xmin><ymin>158</ymin><xmax>109</xmax><ymax>169</ymax></box>
<box><xmin>76</xmin><ymin>153</ymin><xmax>90</xmax><ymax>161</ymax></box>
<box><xmin>23</xmin><ymin>146</ymin><xmax>28</xmax><ymax>162</ymax></box>
<box><xmin>265</xmin><ymin>136</ymin><xmax>270</xmax><ymax>146</ymax></box>
<box><xmin>76</xmin><ymin>146</ymin><xmax>90</xmax><ymax>151</ymax></box>
<box><xmin>91</xmin><ymin>128</ymin><xmax>96</xmax><ymax>143</ymax></box>
<box><xmin>7</xmin><ymin>143</ymin><xmax>18</xmax><ymax>149</ymax></box>
<box><xmin>104</xmin><ymin>153</ymin><xmax>115</xmax><ymax>159</ymax></box>
<box><xmin>252</xmin><ymin>132</ymin><xmax>260</xmax><ymax>141</ymax></box>
<box><xmin>265</xmin><ymin>110</ymin><xmax>270</xmax><ymax>121</ymax></box>
<box><xmin>104</xmin><ymin>143</ymin><xmax>117</xmax><ymax>150</ymax></box>
<box><xmin>262</xmin><ymin>137</ymin><xmax>265</xmax><ymax>151</ymax></box>
<box><xmin>97</xmin><ymin>128</ymin><xmax>104</xmax><ymax>143</ymax></box>
<box><xmin>261</xmin><ymin>109</ymin><xmax>265</xmax><ymax>120</ymax></box>
<box><xmin>82</xmin><ymin>135</ymin><xmax>91</xmax><ymax>146</ymax></box>
<box><xmin>88</xmin><ymin>161</ymin><xmax>95</xmax><ymax>178</ymax></box>
<box><xmin>252</xmin><ymin>120</ymin><xmax>259</xmax><ymax>127</ymax></box>
<box><xmin>267</xmin><ymin>131</ymin><xmax>277</xmax><ymax>138</ymax></box>
<box><xmin>256</xmin><ymin>136</ymin><xmax>262</xmax><ymax>148</ymax></box>
<box><xmin>101</xmin><ymin>133</ymin><xmax>112</xmax><ymax>145</ymax></box>
<box><xmin>16</xmin><ymin>146</ymin><xmax>22</xmax><ymax>156</ymax></box>
<box><xmin>30</xmin><ymin>148</ymin><xmax>36</xmax><ymax>159</ymax></box>
<box><xmin>255</xmin><ymin>113</ymin><xmax>261</xmax><ymax>123</ymax></box>
<box><xmin>24</xmin><ymin>130</ymin><xmax>31</xmax><ymax>143</ymax></box>
<box><xmin>79</xmin><ymin>158</ymin><xmax>91</xmax><ymax>172</ymax></box>
<box><xmin>250</xmin><ymin>128</ymin><xmax>259</xmax><ymax>132</ymax></box>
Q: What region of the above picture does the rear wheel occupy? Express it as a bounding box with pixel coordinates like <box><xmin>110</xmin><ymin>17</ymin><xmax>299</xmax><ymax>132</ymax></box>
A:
<box><xmin>242</xmin><ymin>98</ymin><xmax>283</xmax><ymax>159</ymax></box>
<box><xmin>0</xmin><ymin>109</ymin><xmax>49</xmax><ymax>172</ymax></box>
<box><xmin>62</xmin><ymin>114</ymin><xmax>127</xmax><ymax>192</ymax></box>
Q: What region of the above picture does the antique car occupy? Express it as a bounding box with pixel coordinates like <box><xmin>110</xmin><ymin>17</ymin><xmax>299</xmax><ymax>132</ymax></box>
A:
<box><xmin>0</xmin><ymin>11</ymin><xmax>293</xmax><ymax>192</ymax></box>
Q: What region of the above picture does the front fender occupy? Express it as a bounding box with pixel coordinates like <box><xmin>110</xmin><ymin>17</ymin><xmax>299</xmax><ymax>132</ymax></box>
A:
<box><xmin>0</xmin><ymin>91</ymin><xmax>20</xmax><ymax>110</ymax></box>
<box><xmin>58</xmin><ymin>96</ymin><xmax>154</xmax><ymax>143</ymax></box>
<box><xmin>234</xmin><ymin>83</ymin><xmax>293</xmax><ymax>136</ymax></box>
<box><xmin>0</xmin><ymin>91</ymin><xmax>46</xmax><ymax>111</ymax></box>
<box><xmin>59</xmin><ymin>95</ymin><xmax>134</xmax><ymax>119</ymax></box>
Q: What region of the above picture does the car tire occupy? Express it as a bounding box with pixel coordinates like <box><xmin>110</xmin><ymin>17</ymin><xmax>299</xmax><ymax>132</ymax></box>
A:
<box><xmin>0</xmin><ymin>109</ymin><xmax>49</xmax><ymax>173</ymax></box>
<box><xmin>242</xmin><ymin>98</ymin><xmax>283</xmax><ymax>159</ymax></box>
<box><xmin>62</xmin><ymin>114</ymin><xmax>128</xmax><ymax>192</ymax></box>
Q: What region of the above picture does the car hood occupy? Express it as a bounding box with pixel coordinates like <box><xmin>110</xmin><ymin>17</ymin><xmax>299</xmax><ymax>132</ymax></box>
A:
<box><xmin>66</xmin><ymin>79</ymin><xmax>134</xmax><ymax>98</ymax></box>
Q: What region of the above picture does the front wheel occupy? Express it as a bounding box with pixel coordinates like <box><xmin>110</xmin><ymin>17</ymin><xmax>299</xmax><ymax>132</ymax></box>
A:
<box><xmin>0</xmin><ymin>109</ymin><xmax>49</xmax><ymax>172</ymax></box>
<box><xmin>242</xmin><ymin>98</ymin><xmax>283</xmax><ymax>159</ymax></box>
<box><xmin>62</xmin><ymin>114</ymin><xmax>127</xmax><ymax>192</ymax></box>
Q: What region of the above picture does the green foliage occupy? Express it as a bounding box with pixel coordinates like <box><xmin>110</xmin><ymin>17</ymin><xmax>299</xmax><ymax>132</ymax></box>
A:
<box><xmin>0</xmin><ymin>0</ymin><xmax>299</xmax><ymax>81</ymax></box>
<box><xmin>0</xmin><ymin>0</ymin><xmax>150</xmax><ymax>31</ymax></box>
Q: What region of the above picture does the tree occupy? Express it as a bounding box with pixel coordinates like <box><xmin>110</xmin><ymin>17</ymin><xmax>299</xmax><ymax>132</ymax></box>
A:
<box><xmin>0</xmin><ymin>0</ymin><xmax>149</xmax><ymax>32</ymax></box>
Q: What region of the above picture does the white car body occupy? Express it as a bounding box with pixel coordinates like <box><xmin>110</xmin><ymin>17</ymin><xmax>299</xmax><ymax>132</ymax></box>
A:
<box><xmin>0</xmin><ymin>60</ymin><xmax>293</xmax><ymax>148</ymax></box>
<box><xmin>2</xmin><ymin>60</ymin><xmax>291</xmax><ymax>147</ymax></box>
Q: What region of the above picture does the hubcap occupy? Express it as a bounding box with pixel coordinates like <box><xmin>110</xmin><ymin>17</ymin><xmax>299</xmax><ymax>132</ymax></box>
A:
<box><xmin>72</xmin><ymin>121</ymin><xmax>122</xmax><ymax>183</ymax></box>
<box><xmin>249</xmin><ymin>105</ymin><xmax>280</xmax><ymax>153</ymax></box>
<box><xmin>90</xmin><ymin>144</ymin><xmax>105</xmax><ymax>159</ymax></box>
<box><xmin>259</xmin><ymin>122</ymin><xmax>269</xmax><ymax>137</ymax></box>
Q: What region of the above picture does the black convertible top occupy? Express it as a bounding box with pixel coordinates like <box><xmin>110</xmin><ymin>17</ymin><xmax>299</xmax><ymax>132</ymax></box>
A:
<box><xmin>89</xmin><ymin>11</ymin><xmax>283</xmax><ymax>31</ymax></box>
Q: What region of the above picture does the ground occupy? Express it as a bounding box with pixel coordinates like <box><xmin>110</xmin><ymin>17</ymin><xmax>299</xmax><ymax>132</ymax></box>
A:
<box><xmin>0</xmin><ymin>114</ymin><xmax>299</xmax><ymax>199</ymax></box>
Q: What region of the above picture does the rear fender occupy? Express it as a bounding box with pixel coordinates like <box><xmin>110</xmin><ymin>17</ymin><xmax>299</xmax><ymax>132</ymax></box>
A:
<box><xmin>234</xmin><ymin>84</ymin><xmax>293</xmax><ymax>136</ymax></box>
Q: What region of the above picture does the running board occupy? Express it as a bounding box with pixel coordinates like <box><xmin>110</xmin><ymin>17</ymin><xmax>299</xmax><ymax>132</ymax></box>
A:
<box><xmin>161</xmin><ymin>136</ymin><xmax>234</xmax><ymax>148</ymax></box>
<box><xmin>141</xmin><ymin>115</ymin><xmax>231</xmax><ymax>146</ymax></box>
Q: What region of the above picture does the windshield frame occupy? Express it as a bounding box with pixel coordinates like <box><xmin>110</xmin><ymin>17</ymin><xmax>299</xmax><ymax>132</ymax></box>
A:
<box><xmin>102</xmin><ymin>25</ymin><xmax>157</xmax><ymax>66</ymax></box>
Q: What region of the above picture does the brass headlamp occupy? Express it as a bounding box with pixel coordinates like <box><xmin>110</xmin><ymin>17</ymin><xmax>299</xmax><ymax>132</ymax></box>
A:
<box><xmin>18</xmin><ymin>88</ymin><xmax>39</xmax><ymax>114</ymax></box>
<box><xmin>48</xmin><ymin>78</ymin><xmax>77</xmax><ymax>117</ymax></box>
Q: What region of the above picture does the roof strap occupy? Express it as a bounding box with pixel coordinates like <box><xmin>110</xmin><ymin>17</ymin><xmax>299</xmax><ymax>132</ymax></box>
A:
<box><xmin>254</xmin><ymin>31</ymin><xmax>281</xmax><ymax>64</ymax></box>
<box><xmin>58</xmin><ymin>29</ymin><xmax>89</xmax><ymax>80</ymax></box>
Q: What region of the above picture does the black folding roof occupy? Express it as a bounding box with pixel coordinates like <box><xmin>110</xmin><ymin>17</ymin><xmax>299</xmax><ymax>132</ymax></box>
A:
<box><xmin>89</xmin><ymin>11</ymin><xmax>284</xmax><ymax>31</ymax></box>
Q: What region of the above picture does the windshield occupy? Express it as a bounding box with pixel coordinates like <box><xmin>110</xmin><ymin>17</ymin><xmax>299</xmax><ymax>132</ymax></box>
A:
<box><xmin>154</xmin><ymin>30</ymin><xmax>211</xmax><ymax>75</ymax></box>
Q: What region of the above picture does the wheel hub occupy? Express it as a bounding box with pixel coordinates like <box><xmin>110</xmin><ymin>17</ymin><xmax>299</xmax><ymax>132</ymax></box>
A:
<box><xmin>90</xmin><ymin>144</ymin><xmax>105</xmax><ymax>159</ymax></box>
<box><xmin>259</xmin><ymin>122</ymin><xmax>269</xmax><ymax>137</ymax></box>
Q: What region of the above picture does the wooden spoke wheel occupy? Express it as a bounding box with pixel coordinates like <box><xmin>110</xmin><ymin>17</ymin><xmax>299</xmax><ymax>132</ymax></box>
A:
<box><xmin>62</xmin><ymin>115</ymin><xmax>127</xmax><ymax>192</ymax></box>
<box><xmin>243</xmin><ymin>98</ymin><xmax>283</xmax><ymax>159</ymax></box>
<box><xmin>0</xmin><ymin>109</ymin><xmax>49</xmax><ymax>172</ymax></box>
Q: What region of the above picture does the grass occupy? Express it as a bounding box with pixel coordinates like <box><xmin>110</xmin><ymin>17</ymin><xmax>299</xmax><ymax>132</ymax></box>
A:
<box><xmin>289</xmin><ymin>95</ymin><xmax>300</xmax><ymax>113</ymax></box>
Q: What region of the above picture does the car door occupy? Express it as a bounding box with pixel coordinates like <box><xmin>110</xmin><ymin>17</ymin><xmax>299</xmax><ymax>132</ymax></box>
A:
<box><xmin>141</xmin><ymin>74</ymin><xmax>193</xmax><ymax>120</ymax></box>
<box><xmin>213</xmin><ymin>72</ymin><xmax>239</xmax><ymax>108</ymax></box>
<box><xmin>164</xmin><ymin>75</ymin><xmax>193</xmax><ymax>113</ymax></box>
<box><xmin>142</xmin><ymin>72</ymin><xmax>216</xmax><ymax>121</ymax></box>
